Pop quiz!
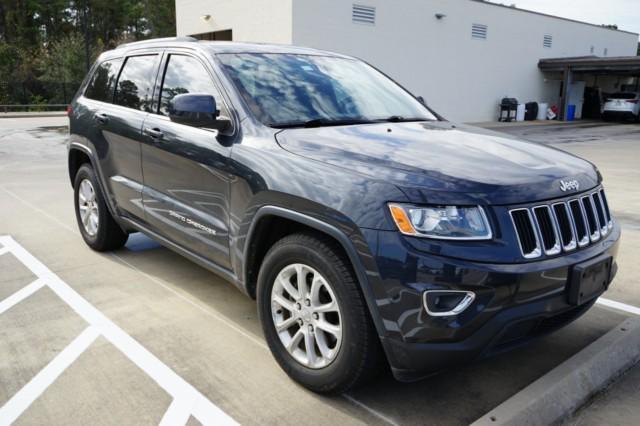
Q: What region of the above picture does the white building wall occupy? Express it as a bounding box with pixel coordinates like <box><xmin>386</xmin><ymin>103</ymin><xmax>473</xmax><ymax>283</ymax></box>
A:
<box><xmin>175</xmin><ymin>0</ymin><xmax>639</xmax><ymax>122</ymax></box>
<box><xmin>292</xmin><ymin>0</ymin><xmax>638</xmax><ymax>122</ymax></box>
<box><xmin>175</xmin><ymin>0</ymin><xmax>293</xmax><ymax>44</ymax></box>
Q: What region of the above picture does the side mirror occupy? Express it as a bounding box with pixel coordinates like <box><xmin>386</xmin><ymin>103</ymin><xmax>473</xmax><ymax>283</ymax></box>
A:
<box><xmin>416</xmin><ymin>95</ymin><xmax>426</xmax><ymax>106</ymax></box>
<box><xmin>169</xmin><ymin>93</ymin><xmax>231</xmax><ymax>132</ymax></box>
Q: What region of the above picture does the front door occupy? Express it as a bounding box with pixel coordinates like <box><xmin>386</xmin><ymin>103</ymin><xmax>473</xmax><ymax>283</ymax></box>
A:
<box><xmin>140</xmin><ymin>53</ymin><xmax>233</xmax><ymax>270</ymax></box>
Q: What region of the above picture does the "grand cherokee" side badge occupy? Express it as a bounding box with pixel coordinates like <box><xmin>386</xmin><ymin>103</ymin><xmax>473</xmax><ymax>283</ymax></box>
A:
<box><xmin>559</xmin><ymin>179</ymin><xmax>580</xmax><ymax>192</ymax></box>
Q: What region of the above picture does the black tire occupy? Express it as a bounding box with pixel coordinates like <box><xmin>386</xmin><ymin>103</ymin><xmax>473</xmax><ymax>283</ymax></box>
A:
<box><xmin>73</xmin><ymin>164</ymin><xmax>128</xmax><ymax>251</ymax></box>
<box><xmin>257</xmin><ymin>232</ymin><xmax>383</xmax><ymax>394</ymax></box>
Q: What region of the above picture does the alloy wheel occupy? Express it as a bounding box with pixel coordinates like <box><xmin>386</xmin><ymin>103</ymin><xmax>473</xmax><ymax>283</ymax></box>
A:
<box><xmin>78</xmin><ymin>178</ymin><xmax>99</xmax><ymax>237</ymax></box>
<box><xmin>270</xmin><ymin>263</ymin><xmax>343</xmax><ymax>369</ymax></box>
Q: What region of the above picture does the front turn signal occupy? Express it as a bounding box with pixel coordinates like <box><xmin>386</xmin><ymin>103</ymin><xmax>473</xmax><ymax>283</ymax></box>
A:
<box><xmin>389</xmin><ymin>204</ymin><xmax>417</xmax><ymax>235</ymax></box>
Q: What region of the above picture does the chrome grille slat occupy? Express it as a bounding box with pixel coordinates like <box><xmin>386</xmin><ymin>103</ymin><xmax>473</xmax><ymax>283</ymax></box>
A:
<box><xmin>592</xmin><ymin>192</ymin><xmax>608</xmax><ymax>235</ymax></box>
<box><xmin>569</xmin><ymin>199</ymin><xmax>590</xmax><ymax>247</ymax></box>
<box><xmin>510</xmin><ymin>188</ymin><xmax>613</xmax><ymax>259</ymax></box>
<box><xmin>509</xmin><ymin>209</ymin><xmax>541</xmax><ymax>259</ymax></box>
<box><xmin>581</xmin><ymin>196</ymin><xmax>600</xmax><ymax>242</ymax></box>
<box><xmin>532</xmin><ymin>205</ymin><xmax>561</xmax><ymax>255</ymax></box>
<box><xmin>599</xmin><ymin>189</ymin><xmax>613</xmax><ymax>229</ymax></box>
<box><xmin>551</xmin><ymin>202</ymin><xmax>577</xmax><ymax>251</ymax></box>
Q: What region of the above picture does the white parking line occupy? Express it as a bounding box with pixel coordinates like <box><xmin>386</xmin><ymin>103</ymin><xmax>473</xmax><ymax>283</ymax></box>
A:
<box><xmin>159</xmin><ymin>398</ymin><xmax>194</xmax><ymax>426</ymax></box>
<box><xmin>597</xmin><ymin>297</ymin><xmax>640</xmax><ymax>316</ymax></box>
<box><xmin>0</xmin><ymin>246</ymin><xmax>9</xmax><ymax>256</ymax></box>
<box><xmin>0</xmin><ymin>236</ymin><xmax>237</xmax><ymax>426</ymax></box>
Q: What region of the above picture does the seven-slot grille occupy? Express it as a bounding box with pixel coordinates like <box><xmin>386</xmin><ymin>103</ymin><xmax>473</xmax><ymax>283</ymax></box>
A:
<box><xmin>510</xmin><ymin>188</ymin><xmax>613</xmax><ymax>259</ymax></box>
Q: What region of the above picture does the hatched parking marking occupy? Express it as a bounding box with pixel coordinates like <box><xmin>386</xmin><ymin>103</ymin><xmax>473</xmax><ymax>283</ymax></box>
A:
<box><xmin>1</xmin><ymin>186</ymin><xmax>399</xmax><ymax>426</ymax></box>
<box><xmin>0</xmin><ymin>278</ymin><xmax>46</xmax><ymax>315</ymax></box>
<box><xmin>0</xmin><ymin>236</ymin><xmax>237</xmax><ymax>426</ymax></box>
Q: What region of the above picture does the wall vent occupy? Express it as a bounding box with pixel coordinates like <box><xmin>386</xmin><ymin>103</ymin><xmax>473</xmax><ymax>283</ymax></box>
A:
<box><xmin>471</xmin><ymin>23</ymin><xmax>488</xmax><ymax>40</ymax></box>
<box><xmin>352</xmin><ymin>4</ymin><xmax>376</xmax><ymax>25</ymax></box>
<box><xmin>543</xmin><ymin>35</ymin><xmax>553</xmax><ymax>48</ymax></box>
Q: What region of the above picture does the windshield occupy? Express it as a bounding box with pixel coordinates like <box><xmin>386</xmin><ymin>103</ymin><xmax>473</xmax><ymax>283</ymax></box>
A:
<box><xmin>217</xmin><ymin>53</ymin><xmax>437</xmax><ymax>127</ymax></box>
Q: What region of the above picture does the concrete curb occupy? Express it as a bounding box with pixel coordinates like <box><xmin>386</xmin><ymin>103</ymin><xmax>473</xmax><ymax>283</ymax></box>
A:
<box><xmin>472</xmin><ymin>317</ymin><xmax>640</xmax><ymax>426</ymax></box>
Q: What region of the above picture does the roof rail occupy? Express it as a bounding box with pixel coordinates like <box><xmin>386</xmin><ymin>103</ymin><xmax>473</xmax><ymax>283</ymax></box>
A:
<box><xmin>116</xmin><ymin>36</ymin><xmax>198</xmax><ymax>50</ymax></box>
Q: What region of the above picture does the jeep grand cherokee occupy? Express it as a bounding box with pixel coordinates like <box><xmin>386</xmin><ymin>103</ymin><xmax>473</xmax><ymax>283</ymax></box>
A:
<box><xmin>67</xmin><ymin>37</ymin><xmax>620</xmax><ymax>394</ymax></box>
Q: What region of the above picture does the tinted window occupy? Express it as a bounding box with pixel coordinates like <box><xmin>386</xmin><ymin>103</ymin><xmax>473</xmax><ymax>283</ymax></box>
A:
<box><xmin>218</xmin><ymin>53</ymin><xmax>436</xmax><ymax>127</ymax></box>
<box><xmin>85</xmin><ymin>59</ymin><xmax>122</xmax><ymax>102</ymax></box>
<box><xmin>159</xmin><ymin>54</ymin><xmax>224</xmax><ymax>116</ymax></box>
<box><xmin>114</xmin><ymin>55</ymin><xmax>158</xmax><ymax>111</ymax></box>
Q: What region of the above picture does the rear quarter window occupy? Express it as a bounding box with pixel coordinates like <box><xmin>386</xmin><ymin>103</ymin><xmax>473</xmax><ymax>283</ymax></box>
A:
<box><xmin>84</xmin><ymin>59</ymin><xmax>122</xmax><ymax>103</ymax></box>
<box><xmin>114</xmin><ymin>55</ymin><xmax>159</xmax><ymax>111</ymax></box>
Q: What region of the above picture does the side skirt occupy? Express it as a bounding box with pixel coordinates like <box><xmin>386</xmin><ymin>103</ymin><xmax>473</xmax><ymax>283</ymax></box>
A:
<box><xmin>119</xmin><ymin>217</ymin><xmax>247</xmax><ymax>296</ymax></box>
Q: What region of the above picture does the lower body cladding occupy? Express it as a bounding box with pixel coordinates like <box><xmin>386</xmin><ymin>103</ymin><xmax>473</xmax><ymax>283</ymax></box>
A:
<box><xmin>362</xmin><ymin>224</ymin><xmax>621</xmax><ymax>382</ymax></box>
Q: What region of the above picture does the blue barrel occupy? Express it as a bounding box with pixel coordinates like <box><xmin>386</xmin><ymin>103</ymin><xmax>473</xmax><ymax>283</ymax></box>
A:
<box><xmin>567</xmin><ymin>104</ymin><xmax>576</xmax><ymax>121</ymax></box>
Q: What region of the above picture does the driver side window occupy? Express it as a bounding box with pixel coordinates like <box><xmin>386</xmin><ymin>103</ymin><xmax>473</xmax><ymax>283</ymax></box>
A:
<box><xmin>158</xmin><ymin>54</ymin><xmax>227</xmax><ymax>117</ymax></box>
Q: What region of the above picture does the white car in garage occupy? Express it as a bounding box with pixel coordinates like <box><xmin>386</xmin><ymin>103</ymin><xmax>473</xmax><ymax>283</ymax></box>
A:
<box><xmin>602</xmin><ymin>92</ymin><xmax>640</xmax><ymax>121</ymax></box>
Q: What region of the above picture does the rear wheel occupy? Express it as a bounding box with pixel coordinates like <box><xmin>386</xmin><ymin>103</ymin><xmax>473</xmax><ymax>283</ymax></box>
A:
<box><xmin>73</xmin><ymin>164</ymin><xmax>128</xmax><ymax>251</ymax></box>
<box><xmin>257</xmin><ymin>232</ymin><xmax>382</xmax><ymax>394</ymax></box>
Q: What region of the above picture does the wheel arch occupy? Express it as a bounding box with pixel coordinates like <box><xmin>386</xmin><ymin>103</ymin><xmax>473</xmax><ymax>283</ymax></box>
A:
<box><xmin>68</xmin><ymin>143</ymin><xmax>124</xmax><ymax>229</ymax></box>
<box><xmin>68</xmin><ymin>143</ymin><xmax>94</xmax><ymax>186</ymax></box>
<box><xmin>243</xmin><ymin>206</ymin><xmax>386</xmax><ymax>338</ymax></box>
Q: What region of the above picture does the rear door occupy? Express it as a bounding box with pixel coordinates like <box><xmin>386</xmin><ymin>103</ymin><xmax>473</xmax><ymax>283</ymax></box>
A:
<box><xmin>140</xmin><ymin>51</ymin><xmax>234</xmax><ymax>269</ymax></box>
<box><xmin>85</xmin><ymin>53</ymin><xmax>161</xmax><ymax>221</ymax></box>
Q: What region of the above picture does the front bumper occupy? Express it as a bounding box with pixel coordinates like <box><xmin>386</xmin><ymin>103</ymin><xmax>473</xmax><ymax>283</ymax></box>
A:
<box><xmin>363</xmin><ymin>222</ymin><xmax>621</xmax><ymax>381</ymax></box>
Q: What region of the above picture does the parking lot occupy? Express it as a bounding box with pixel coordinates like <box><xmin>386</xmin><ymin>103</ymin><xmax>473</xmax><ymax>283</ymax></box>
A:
<box><xmin>1</xmin><ymin>117</ymin><xmax>639</xmax><ymax>425</ymax></box>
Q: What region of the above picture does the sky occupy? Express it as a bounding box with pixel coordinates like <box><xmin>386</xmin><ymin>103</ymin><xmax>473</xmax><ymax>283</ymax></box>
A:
<box><xmin>505</xmin><ymin>0</ymin><xmax>640</xmax><ymax>38</ymax></box>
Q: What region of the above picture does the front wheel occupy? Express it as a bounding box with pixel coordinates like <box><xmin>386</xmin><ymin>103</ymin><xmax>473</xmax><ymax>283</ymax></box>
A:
<box><xmin>257</xmin><ymin>233</ymin><xmax>382</xmax><ymax>394</ymax></box>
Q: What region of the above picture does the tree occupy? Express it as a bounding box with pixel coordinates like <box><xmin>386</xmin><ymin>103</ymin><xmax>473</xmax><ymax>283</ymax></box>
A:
<box><xmin>40</xmin><ymin>32</ymin><xmax>88</xmax><ymax>84</ymax></box>
<box><xmin>0</xmin><ymin>0</ymin><xmax>176</xmax><ymax>105</ymax></box>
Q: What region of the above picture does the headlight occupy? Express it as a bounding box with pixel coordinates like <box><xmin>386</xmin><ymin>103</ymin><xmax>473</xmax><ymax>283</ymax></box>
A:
<box><xmin>388</xmin><ymin>203</ymin><xmax>492</xmax><ymax>240</ymax></box>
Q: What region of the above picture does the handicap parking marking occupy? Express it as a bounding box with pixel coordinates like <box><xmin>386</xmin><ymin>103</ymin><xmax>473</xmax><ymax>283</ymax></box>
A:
<box><xmin>0</xmin><ymin>236</ymin><xmax>237</xmax><ymax>426</ymax></box>
<box><xmin>597</xmin><ymin>297</ymin><xmax>640</xmax><ymax>316</ymax></box>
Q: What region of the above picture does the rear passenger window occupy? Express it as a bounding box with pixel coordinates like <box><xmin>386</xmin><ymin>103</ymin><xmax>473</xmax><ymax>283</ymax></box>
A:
<box><xmin>114</xmin><ymin>55</ymin><xmax>159</xmax><ymax>111</ymax></box>
<box><xmin>159</xmin><ymin>54</ymin><xmax>226</xmax><ymax>116</ymax></box>
<box><xmin>85</xmin><ymin>59</ymin><xmax>122</xmax><ymax>102</ymax></box>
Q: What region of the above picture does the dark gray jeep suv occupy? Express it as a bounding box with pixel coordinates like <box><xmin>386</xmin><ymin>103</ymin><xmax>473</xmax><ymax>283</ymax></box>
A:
<box><xmin>68</xmin><ymin>37</ymin><xmax>620</xmax><ymax>393</ymax></box>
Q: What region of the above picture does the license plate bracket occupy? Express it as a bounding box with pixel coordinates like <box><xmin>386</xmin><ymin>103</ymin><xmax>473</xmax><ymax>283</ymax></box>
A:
<box><xmin>568</xmin><ymin>255</ymin><xmax>613</xmax><ymax>305</ymax></box>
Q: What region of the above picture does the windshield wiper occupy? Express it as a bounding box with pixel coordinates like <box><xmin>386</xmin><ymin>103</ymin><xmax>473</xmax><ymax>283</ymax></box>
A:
<box><xmin>271</xmin><ymin>118</ymin><xmax>376</xmax><ymax>129</ymax></box>
<box><xmin>375</xmin><ymin>115</ymin><xmax>431</xmax><ymax>123</ymax></box>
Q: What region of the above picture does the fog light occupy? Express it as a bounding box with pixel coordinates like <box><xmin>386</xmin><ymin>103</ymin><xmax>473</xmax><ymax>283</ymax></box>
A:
<box><xmin>423</xmin><ymin>290</ymin><xmax>475</xmax><ymax>317</ymax></box>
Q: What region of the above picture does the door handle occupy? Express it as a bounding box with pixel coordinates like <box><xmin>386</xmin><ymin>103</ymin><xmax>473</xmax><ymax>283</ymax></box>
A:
<box><xmin>94</xmin><ymin>113</ymin><xmax>109</xmax><ymax>124</ymax></box>
<box><xmin>143</xmin><ymin>127</ymin><xmax>164</xmax><ymax>140</ymax></box>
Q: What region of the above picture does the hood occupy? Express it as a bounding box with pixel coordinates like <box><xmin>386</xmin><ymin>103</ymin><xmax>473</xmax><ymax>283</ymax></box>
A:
<box><xmin>274</xmin><ymin>121</ymin><xmax>599</xmax><ymax>205</ymax></box>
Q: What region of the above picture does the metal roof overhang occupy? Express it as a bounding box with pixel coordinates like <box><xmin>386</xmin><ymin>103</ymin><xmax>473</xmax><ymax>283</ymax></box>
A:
<box><xmin>538</xmin><ymin>56</ymin><xmax>640</xmax><ymax>76</ymax></box>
